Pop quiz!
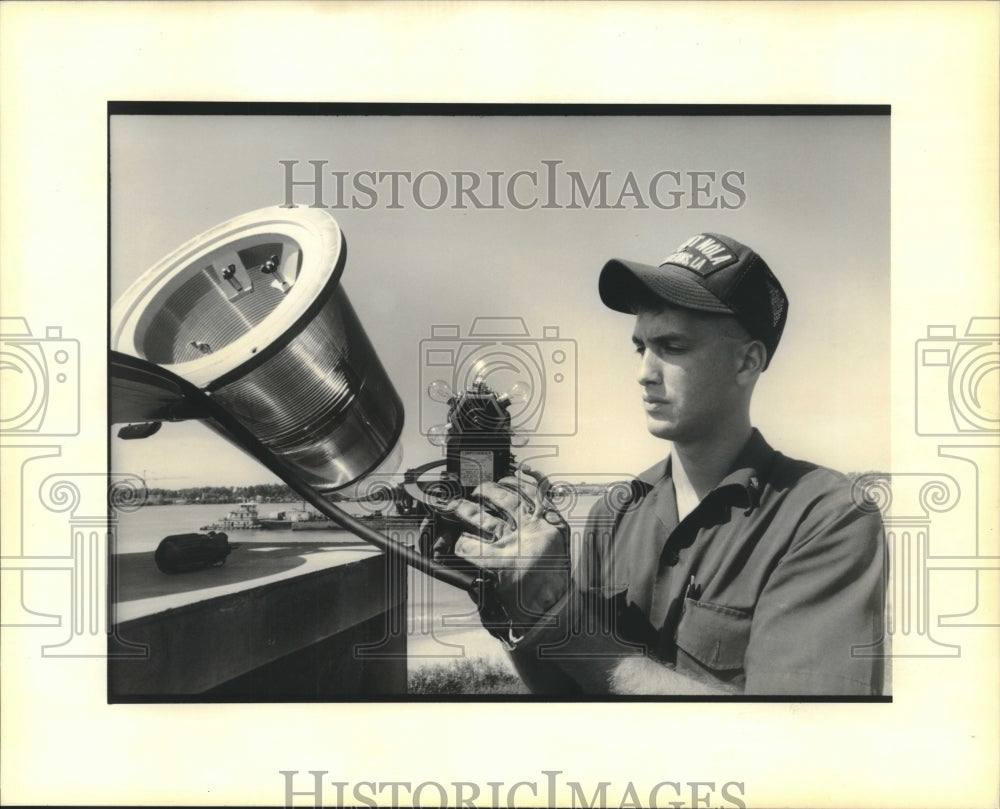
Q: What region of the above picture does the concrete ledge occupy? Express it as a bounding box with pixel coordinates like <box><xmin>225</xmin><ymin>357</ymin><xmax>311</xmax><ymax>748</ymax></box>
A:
<box><xmin>109</xmin><ymin>544</ymin><xmax>407</xmax><ymax>698</ymax></box>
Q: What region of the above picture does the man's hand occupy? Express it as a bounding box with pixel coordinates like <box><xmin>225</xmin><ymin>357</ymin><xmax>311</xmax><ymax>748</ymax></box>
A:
<box><xmin>427</xmin><ymin>465</ymin><xmax>570</xmax><ymax>628</ymax></box>
<box><xmin>609</xmin><ymin>656</ymin><xmax>733</xmax><ymax>695</ymax></box>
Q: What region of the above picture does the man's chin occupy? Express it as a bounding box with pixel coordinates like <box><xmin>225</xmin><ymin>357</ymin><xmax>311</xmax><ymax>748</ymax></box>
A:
<box><xmin>645</xmin><ymin>417</ymin><xmax>679</xmax><ymax>441</ymax></box>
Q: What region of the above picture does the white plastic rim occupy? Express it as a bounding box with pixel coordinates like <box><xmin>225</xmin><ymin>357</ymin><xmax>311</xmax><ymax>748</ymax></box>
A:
<box><xmin>111</xmin><ymin>206</ymin><xmax>343</xmax><ymax>390</ymax></box>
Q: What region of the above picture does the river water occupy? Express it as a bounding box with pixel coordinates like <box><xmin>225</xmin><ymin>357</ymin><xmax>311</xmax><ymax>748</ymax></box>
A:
<box><xmin>115</xmin><ymin>501</ymin><xmax>361</xmax><ymax>553</ymax></box>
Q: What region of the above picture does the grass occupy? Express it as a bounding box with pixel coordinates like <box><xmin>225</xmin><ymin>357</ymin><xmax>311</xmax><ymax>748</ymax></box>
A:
<box><xmin>408</xmin><ymin>656</ymin><xmax>529</xmax><ymax>695</ymax></box>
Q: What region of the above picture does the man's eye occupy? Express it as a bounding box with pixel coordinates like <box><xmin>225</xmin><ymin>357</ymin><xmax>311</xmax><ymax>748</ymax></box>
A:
<box><xmin>634</xmin><ymin>341</ymin><xmax>689</xmax><ymax>356</ymax></box>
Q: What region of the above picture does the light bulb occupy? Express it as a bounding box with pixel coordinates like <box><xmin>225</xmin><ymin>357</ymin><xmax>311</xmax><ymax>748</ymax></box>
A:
<box><xmin>427</xmin><ymin>379</ymin><xmax>454</xmax><ymax>403</ymax></box>
<box><xmin>427</xmin><ymin>423</ymin><xmax>449</xmax><ymax>447</ymax></box>
<box><xmin>470</xmin><ymin>358</ymin><xmax>490</xmax><ymax>386</ymax></box>
<box><xmin>506</xmin><ymin>381</ymin><xmax>531</xmax><ymax>404</ymax></box>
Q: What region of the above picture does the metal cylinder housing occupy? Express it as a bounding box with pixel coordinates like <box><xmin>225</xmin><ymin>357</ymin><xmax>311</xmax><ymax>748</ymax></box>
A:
<box><xmin>112</xmin><ymin>206</ymin><xmax>404</xmax><ymax>491</ymax></box>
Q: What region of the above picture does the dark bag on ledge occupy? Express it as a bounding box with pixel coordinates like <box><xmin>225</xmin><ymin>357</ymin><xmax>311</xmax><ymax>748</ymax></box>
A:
<box><xmin>154</xmin><ymin>531</ymin><xmax>232</xmax><ymax>574</ymax></box>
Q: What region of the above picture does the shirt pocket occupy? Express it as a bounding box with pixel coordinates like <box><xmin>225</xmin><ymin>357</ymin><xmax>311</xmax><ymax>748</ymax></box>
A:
<box><xmin>675</xmin><ymin>599</ymin><xmax>752</xmax><ymax>671</ymax></box>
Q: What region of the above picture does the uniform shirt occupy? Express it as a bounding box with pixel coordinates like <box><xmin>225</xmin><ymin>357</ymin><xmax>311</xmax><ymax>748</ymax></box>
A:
<box><xmin>515</xmin><ymin>429</ymin><xmax>887</xmax><ymax>696</ymax></box>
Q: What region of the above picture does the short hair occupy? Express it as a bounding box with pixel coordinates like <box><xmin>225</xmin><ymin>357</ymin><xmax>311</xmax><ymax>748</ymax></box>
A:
<box><xmin>631</xmin><ymin>297</ymin><xmax>752</xmax><ymax>341</ymax></box>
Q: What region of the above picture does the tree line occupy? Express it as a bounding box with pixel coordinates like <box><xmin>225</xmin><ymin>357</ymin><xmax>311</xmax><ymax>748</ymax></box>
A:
<box><xmin>145</xmin><ymin>483</ymin><xmax>297</xmax><ymax>504</ymax></box>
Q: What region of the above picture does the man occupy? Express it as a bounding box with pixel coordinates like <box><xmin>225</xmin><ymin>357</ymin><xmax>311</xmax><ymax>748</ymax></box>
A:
<box><xmin>434</xmin><ymin>232</ymin><xmax>886</xmax><ymax>695</ymax></box>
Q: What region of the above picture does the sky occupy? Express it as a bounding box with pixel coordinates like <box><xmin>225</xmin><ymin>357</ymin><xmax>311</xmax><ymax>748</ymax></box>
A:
<box><xmin>110</xmin><ymin>111</ymin><xmax>890</xmax><ymax>487</ymax></box>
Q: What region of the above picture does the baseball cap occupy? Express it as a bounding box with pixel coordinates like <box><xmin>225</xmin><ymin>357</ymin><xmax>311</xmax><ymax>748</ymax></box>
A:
<box><xmin>599</xmin><ymin>232</ymin><xmax>789</xmax><ymax>367</ymax></box>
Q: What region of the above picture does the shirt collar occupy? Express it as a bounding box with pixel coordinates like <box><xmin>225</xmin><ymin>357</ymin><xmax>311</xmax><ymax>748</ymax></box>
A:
<box><xmin>713</xmin><ymin>428</ymin><xmax>775</xmax><ymax>513</ymax></box>
<box><xmin>636</xmin><ymin>428</ymin><xmax>776</xmax><ymax>514</ymax></box>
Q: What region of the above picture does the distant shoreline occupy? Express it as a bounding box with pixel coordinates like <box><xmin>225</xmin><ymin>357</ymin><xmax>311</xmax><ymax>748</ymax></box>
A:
<box><xmin>139</xmin><ymin>481</ymin><xmax>621</xmax><ymax>507</ymax></box>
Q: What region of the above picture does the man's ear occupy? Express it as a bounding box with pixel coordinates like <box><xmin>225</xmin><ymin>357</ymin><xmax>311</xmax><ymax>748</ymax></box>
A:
<box><xmin>736</xmin><ymin>339</ymin><xmax>767</xmax><ymax>381</ymax></box>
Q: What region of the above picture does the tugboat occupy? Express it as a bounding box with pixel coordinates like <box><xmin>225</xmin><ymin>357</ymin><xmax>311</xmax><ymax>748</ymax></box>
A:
<box><xmin>201</xmin><ymin>502</ymin><xmax>261</xmax><ymax>530</ymax></box>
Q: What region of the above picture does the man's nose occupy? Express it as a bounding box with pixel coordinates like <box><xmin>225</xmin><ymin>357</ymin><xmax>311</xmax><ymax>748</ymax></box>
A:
<box><xmin>636</xmin><ymin>348</ymin><xmax>660</xmax><ymax>386</ymax></box>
